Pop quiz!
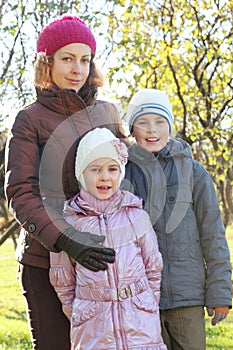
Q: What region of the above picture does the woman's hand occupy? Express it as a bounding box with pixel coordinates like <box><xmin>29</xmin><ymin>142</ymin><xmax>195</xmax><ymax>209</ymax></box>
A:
<box><xmin>54</xmin><ymin>226</ymin><xmax>115</xmax><ymax>271</ymax></box>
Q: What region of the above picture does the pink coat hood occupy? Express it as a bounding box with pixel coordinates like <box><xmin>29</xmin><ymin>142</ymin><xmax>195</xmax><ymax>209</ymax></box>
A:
<box><xmin>50</xmin><ymin>190</ymin><xmax>166</xmax><ymax>350</ymax></box>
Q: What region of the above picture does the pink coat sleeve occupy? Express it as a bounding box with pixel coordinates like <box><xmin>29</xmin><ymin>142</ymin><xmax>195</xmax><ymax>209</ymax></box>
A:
<box><xmin>139</xmin><ymin>213</ymin><xmax>163</xmax><ymax>305</ymax></box>
<box><xmin>49</xmin><ymin>251</ymin><xmax>76</xmax><ymax>320</ymax></box>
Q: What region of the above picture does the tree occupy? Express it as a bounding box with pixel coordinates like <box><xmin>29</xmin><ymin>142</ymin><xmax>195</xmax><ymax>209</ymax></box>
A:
<box><xmin>106</xmin><ymin>0</ymin><xmax>233</xmax><ymax>225</ymax></box>
<box><xmin>0</xmin><ymin>1</ymin><xmax>88</xmax><ymax>115</ymax></box>
<box><xmin>0</xmin><ymin>0</ymin><xmax>232</xmax><ymax>226</ymax></box>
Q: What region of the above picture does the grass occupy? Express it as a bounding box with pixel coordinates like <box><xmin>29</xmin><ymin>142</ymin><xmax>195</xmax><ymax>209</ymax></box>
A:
<box><xmin>0</xmin><ymin>227</ymin><xmax>233</xmax><ymax>349</ymax></box>
<box><xmin>0</xmin><ymin>241</ymin><xmax>31</xmax><ymax>350</ymax></box>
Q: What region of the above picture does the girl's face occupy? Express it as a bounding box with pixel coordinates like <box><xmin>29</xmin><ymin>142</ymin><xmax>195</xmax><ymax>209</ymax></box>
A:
<box><xmin>83</xmin><ymin>158</ymin><xmax>121</xmax><ymax>200</ymax></box>
<box><xmin>51</xmin><ymin>43</ymin><xmax>91</xmax><ymax>92</ymax></box>
<box><xmin>132</xmin><ymin>114</ymin><xmax>170</xmax><ymax>152</ymax></box>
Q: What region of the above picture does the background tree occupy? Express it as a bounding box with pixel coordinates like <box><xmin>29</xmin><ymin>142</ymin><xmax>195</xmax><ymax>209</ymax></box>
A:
<box><xmin>0</xmin><ymin>0</ymin><xmax>232</xmax><ymax>229</ymax></box>
<box><xmin>106</xmin><ymin>0</ymin><xmax>233</xmax><ymax>225</ymax></box>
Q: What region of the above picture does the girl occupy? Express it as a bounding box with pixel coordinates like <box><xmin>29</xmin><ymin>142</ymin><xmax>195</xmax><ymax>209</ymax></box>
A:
<box><xmin>50</xmin><ymin>127</ymin><xmax>167</xmax><ymax>350</ymax></box>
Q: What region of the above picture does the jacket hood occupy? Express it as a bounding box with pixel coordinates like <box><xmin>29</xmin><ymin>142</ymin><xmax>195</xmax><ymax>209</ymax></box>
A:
<box><xmin>129</xmin><ymin>137</ymin><xmax>192</xmax><ymax>162</ymax></box>
<box><xmin>162</xmin><ymin>137</ymin><xmax>192</xmax><ymax>158</ymax></box>
<box><xmin>63</xmin><ymin>189</ymin><xmax>143</xmax><ymax>217</ymax></box>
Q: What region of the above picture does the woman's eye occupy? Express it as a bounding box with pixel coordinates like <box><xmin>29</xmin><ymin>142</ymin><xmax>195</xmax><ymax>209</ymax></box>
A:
<box><xmin>82</xmin><ymin>58</ymin><xmax>90</xmax><ymax>64</ymax></box>
<box><xmin>62</xmin><ymin>57</ymin><xmax>72</xmax><ymax>62</ymax></box>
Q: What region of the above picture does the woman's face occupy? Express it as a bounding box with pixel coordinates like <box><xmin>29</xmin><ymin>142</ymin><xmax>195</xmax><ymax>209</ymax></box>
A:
<box><xmin>51</xmin><ymin>43</ymin><xmax>91</xmax><ymax>92</ymax></box>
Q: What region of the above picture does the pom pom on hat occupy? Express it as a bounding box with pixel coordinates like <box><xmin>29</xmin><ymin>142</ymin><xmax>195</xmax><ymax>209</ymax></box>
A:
<box><xmin>128</xmin><ymin>89</ymin><xmax>174</xmax><ymax>134</ymax></box>
<box><xmin>75</xmin><ymin>128</ymin><xmax>128</xmax><ymax>189</ymax></box>
<box><xmin>37</xmin><ymin>14</ymin><xmax>96</xmax><ymax>55</ymax></box>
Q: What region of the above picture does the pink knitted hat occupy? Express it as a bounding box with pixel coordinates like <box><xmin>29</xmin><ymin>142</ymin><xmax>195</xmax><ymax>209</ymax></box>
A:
<box><xmin>37</xmin><ymin>15</ymin><xmax>96</xmax><ymax>55</ymax></box>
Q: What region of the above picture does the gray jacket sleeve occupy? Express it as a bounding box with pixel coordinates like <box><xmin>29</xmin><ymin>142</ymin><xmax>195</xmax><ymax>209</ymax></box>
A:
<box><xmin>193</xmin><ymin>160</ymin><xmax>232</xmax><ymax>308</ymax></box>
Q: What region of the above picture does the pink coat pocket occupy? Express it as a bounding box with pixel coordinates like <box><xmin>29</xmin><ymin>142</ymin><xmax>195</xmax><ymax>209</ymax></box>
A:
<box><xmin>132</xmin><ymin>290</ymin><xmax>159</xmax><ymax>314</ymax></box>
<box><xmin>71</xmin><ymin>299</ymin><xmax>100</xmax><ymax>327</ymax></box>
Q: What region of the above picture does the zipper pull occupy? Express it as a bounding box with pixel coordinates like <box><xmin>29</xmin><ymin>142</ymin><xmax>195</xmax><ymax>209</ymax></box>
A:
<box><xmin>103</xmin><ymin>213</ymin><xmax>108</xmax><ymax>225</ymax></box>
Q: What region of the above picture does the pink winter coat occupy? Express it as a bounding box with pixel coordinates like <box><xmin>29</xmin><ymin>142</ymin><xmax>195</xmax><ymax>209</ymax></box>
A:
<box><xmin>50</xmin><ymin>189</ymin><xmax>167</xmax><ymax>350</ymax></box>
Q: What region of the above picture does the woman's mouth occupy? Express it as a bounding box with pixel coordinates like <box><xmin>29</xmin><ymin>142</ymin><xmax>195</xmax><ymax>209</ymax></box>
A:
<box><xmin>68</xmin><ymin>79</ymin><xmax>82</xmax><ymax>84</ymax></box>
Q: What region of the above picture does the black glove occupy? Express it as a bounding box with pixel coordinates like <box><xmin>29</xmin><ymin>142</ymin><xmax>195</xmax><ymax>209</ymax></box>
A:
<box><xmin>55</xmin><ymin>226</ymin><xmax>115</xmax><ymax>271</ymax></box>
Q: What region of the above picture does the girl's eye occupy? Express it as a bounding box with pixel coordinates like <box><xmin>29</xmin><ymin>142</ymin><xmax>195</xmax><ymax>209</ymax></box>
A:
<box><xmin>109</xmin><ymin>167</ymin><xmax>119</xmax><ymax>172</ymax></box>
<box><xmin>89</xmin><ymin>168</ymin><xmax>99</xmax><ymax>172</ymax></box>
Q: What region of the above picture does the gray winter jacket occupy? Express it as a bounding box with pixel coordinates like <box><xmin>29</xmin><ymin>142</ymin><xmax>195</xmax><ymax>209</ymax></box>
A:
<box><xmin>122</xmin><ymin>138</ymin><xmax>232</xmax><ymax>310</ymax></box>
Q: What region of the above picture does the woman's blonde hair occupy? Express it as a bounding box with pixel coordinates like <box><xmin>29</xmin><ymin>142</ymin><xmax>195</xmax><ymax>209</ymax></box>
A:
<box><xmin>34</xmin><ymin>52</ymin><xmax>104</xmax><ymax>105</ymax></box>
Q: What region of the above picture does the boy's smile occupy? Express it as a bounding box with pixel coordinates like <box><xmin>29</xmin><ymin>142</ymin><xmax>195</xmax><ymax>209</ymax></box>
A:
<box><xmin>132</xmin><ymin>114</ymin><xmax>170</xmax><ymax>152</ymax></box>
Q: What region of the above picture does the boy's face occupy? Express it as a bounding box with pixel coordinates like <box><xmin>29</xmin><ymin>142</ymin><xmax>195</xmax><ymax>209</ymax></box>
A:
<box><xmin>132</xmin><ymin>114</ymin><xmax>170</xmax><ymax>152</ymax></box>
<box><xmin>83</xmin><ymin>158</ymin><xmax>121</xmax><ymax>200</ymax></box>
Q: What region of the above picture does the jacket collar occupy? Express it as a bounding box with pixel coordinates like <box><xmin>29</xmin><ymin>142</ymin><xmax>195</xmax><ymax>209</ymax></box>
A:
<box><xmin>63</xmin><ymin>189</ymin><xmax>143</xmax><ymax>216</ymax></box>
<box><xmin>36</xmin><ymin>87</ymin><xmax>89</xmax><ymax>115</ymax></box>
<box><xmin>129</xmin><ymin>138</ymin><xmax>192</xmax><ymax>162</ymax></box>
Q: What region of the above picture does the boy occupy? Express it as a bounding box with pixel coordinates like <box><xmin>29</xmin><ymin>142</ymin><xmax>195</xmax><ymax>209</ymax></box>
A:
<box><xmin>122</xmin><ymin>88</ymin><xmax>232</xmax><ymax>350</ymax></box>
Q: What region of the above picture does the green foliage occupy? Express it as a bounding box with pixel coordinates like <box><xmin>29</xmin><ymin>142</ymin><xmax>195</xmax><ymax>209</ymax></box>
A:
<box><xmin>0</xmin><ymin>0</ymin><xmax>232</xmax><ymax>224</ymax></box>
<box><xmin>105</xmin><ymin>0</ymin><xmax>233</xmax><ymax>225</ymax></box>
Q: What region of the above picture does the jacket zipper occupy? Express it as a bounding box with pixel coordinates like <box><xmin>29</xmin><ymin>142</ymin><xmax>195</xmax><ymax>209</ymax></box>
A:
<box><xmin>103</xmin><ymin>212</ymin><xmax>108</xmax><ymax>225</ymax></box>
<box><xmin>102</xmin><ymin>212</ymin><xmax>127</xmax><ymax>349</ymax></box>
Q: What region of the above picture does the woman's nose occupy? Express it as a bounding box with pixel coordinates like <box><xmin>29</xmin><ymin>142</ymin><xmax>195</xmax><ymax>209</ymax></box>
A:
<box><xmin>71</xmin><ymin>61</ymin><xmax>81</xmax><ymax>73</ymax></box>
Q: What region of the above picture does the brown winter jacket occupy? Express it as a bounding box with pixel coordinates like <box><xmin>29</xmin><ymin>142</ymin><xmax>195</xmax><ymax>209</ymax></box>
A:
<box><xmin>4</xmin><ymin>88</ymin><xmax>128</xmax><ymax>268</ymax></box>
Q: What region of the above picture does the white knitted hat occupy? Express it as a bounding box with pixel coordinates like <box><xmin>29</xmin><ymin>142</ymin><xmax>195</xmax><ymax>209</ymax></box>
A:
<box><xmin>75</xmin><ymin>128</ymin><xmax>128</xmax><ymax>189</ymax></box>
<box><xmin>128</xmin><ymin>89</ymin><xmax>174</xmax><ymax>134</ymax></box>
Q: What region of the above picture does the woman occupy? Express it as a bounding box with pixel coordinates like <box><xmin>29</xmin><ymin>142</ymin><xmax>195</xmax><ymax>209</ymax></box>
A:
<box><xmin>4</xmin><ymin>14</ymin><xmax>127</xmax><ymax>350</ymax></box>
